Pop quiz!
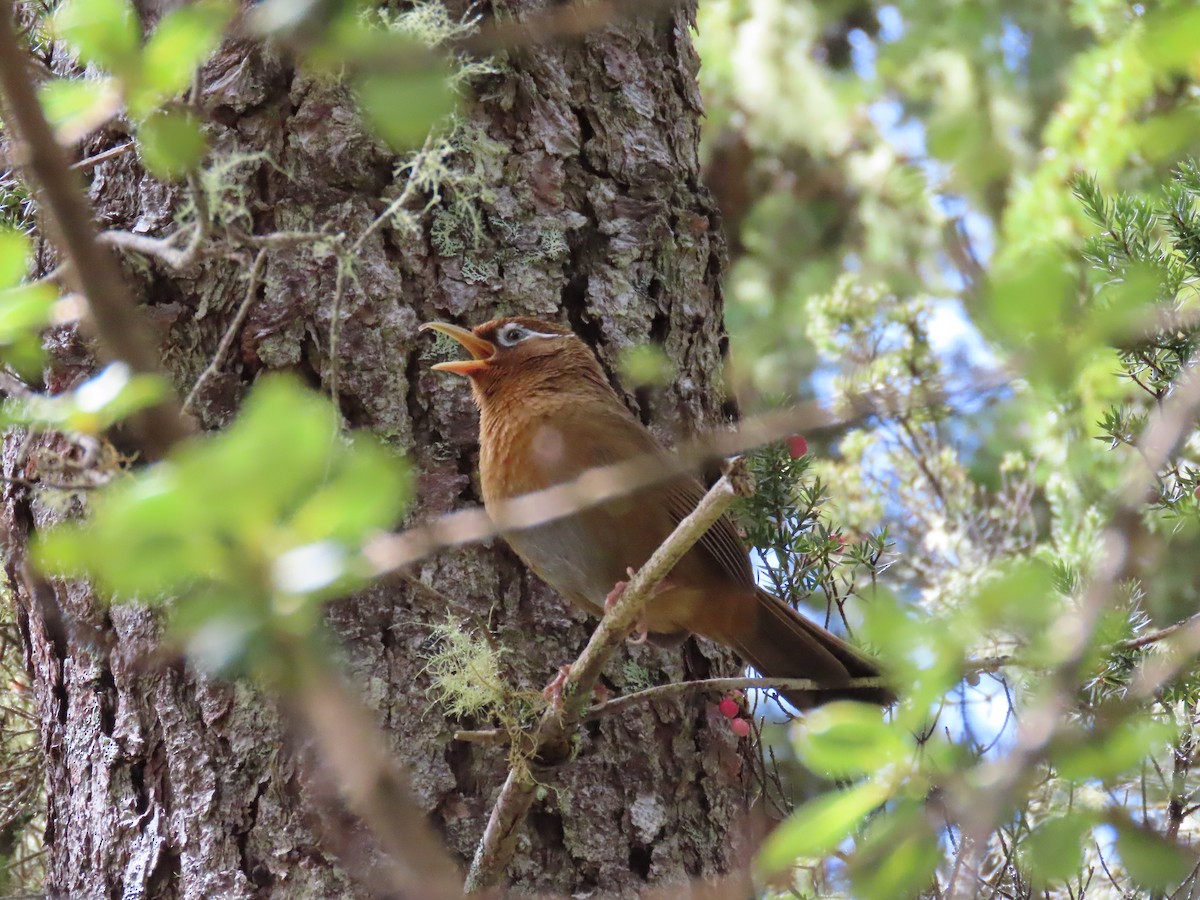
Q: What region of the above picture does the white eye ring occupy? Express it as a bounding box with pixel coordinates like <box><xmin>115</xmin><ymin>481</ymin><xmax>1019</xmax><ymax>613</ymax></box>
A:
<box><xmin>497</xmin><ymin>325</ymin><xmax>527</xmax><ymax>346</ymax></box>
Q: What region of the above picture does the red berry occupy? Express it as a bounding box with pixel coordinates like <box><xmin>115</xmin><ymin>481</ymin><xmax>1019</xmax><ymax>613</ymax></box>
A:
<box><xmin>730</xmin><ymin>717</ymin><xmax>751</xmax><ymax>737</ymax></box>
<box><xmin>787</xmin><ymin>435</ymin><xmax>808</xmax><ymax>458</ymax></box>
<box><xmin>718</xmin><ymin>697</ymin><xmax>739</xmax><ymax>718</ymax></box>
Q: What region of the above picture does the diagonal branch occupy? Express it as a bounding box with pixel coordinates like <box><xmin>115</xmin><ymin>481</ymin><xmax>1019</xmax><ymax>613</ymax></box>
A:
<box><xmin>284</xmin><ymin>646</ymin><xmax>470</xmax><ymax>899</ymax></box>
<box><xmin>0</xmin><ymin>0</ymin><xmax>190</xmax><ymax>460</ymax></box>
<box><xmin>365</xmin><ymin>401</ymin><xmax>846</xmax><ymax>576</ymax></box>
<box><xmin>463</xmin><ymin>457</ymin><xmax>756</xmax><ymax>893</ymax></box>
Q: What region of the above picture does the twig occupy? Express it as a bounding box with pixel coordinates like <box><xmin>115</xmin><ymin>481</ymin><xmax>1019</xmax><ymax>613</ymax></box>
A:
<box><xmin>584</xmin><ymin>675</ymin><xmax>884</xmax><ymax>721</ymax></box>
<box><xmin>363</xmin><ymin>400</ymin><xmax>849</xmax><ymax>578</ymax></box>
<box><xmin>70</xmin><ymin>140</ymin><xmax>134</xmax><ymax>172</ymax></box>
<box><xmin>99</xmin><ymin>222</ymin><xmax>205</xmax><ymax>270</ymax></box>
<box><xmin>453</xmin><ymin>728</ymin><xmax>511</xmax><ymax>746</ymax></box>
<box><xmin>0</xmin><ymin>369</ymin><xmax>34</xmax><ymax>400</ymax></box>
<box><xmin>453</xmin><ymin>674</ymin><xmax>887</xmax><ymax>746</ymax></box>
<box><xmin>328</xmin><ymin>260</ymin><xmax>347</xmax><ymax>421</ymax></box>
<box><xmin>285</xmin><ymin>646</ymin><xmax>467</xmax><ymax>899</ymax></box>
<box><xmin>98</xmin><ymin>170</ymin><xmax>210</xmax><ymax>271</ymax></box>
<box><xmin>0</xmin><ymin>0</ymin><xmax>190</xmax><ymax>459</ymax></box>
<box><xmin>463</xmin><ymin>457</ymin><xmax>755</xmax><ymax>892</ymax></box>
<box><xmin>1124</xmin><ymin>610</ymin><xmax>1200</xmax><ymax>651</ymax></box>
<box><xmin>182</xmin><ymin>248</ymin><xmax>268</xmax><ymax>414</ymax></box>
<box><xmin>324</xmin><ymin>136</ymin><xmax>436</xmax><ymax>420</ymax></box>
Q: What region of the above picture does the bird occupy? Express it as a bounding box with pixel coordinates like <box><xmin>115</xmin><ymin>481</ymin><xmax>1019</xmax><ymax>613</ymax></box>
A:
<box><xmin>419</xmin><ymin>316</ymin><xmax>892</xmax><ymax>710</ymax></box>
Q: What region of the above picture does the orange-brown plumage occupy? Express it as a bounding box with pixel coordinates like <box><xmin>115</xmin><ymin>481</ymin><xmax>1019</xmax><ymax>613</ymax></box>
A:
<box><xmin>421</xmin><ymin>316</ymin><xmax>892</xmax><ymax>710</ymax></box>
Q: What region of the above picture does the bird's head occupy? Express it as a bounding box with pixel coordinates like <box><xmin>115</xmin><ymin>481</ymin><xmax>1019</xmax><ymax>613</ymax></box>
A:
<box><xmin>419</xmin><ymin>317</ymin><xmax>611</xmax><ymax>406</ymax></box>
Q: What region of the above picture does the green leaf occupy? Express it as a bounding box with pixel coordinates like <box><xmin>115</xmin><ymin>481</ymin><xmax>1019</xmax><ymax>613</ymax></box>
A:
<box><xmin>35</xmin><ymin>463</ymin><xmax>229</xmax><ymax>596</ymax></box>
<box><xmin>847</xmin><ymin>801</ymin><xmax>941</xmax><ymax>900</ymax></box>
<box><xmin>39</xmin><ymin>78</ymin><xmax>123</xmax><ymax>144</ymax></box>
<box><xmin>0</xmin><ymin>283</ymin><xmax>55</xmax><ymax>374</ymax></box>
<box><xmin>183</xmin><ymin>376</ymin><xmax>340</xmax><ymax>528</ymax></box>
<box><xmin>1086</xmin><ymin>259</ymin><xmax>1161</xmax><ymax>343</ymax></box>
<box><xmin>1113</xmin><ymin>820</ymin><xmax>1195</xmax><ymax>891</ymax></box>
<box><xmin>137</xmin><ymin>110</ymin><xmax>206</xmax><ymax>178</ymax></box>
<box><xmin>795</xmin><ymin>701</ymin><xmax>911</xmax><ymax>778</ymax></box>
<box><xmin>355</xmin><ymin>66</ymin><xmax>457</xmax><ymax>151</ymax></box>
<box><xmin>290</xmin><ymin>438</ymin><xmax>411</xmax><ymax>544</ymax></box>
<box><xmin>971</xmin><ymin>559</ymin><xmax>1057</xmax><ymax>632</ymax></box>
<box><xmin>35</xmin><ymin>375</ymin><xmax>411</xmax><ymax>615</ymax></box>
<box><xmin>1022</xmin><ymin>813</ymin><xmax>1094</xmax><ymax>884</ymax></box>
<box><xmin>178</xmin><ymin>606</ymin><xmax>263</xmax><ymax>673</ymax></box>
<box><xmin>17</xmin><ymin>364</ymin><xmax>166</xmax><ymax>433</ymax></box>
<box><xmin>618</xmin><ymin>345</ymin><xmax>675</xmax><ymax>387</ymax></box>
<box><xmin>1142</xmin><ymin>7</ymin><xmax>1200</xmax><ymax>73</ymax></box>
<box><xmin>132</xmin><ymin>0</ymin><xmax>233</xmax><ymax>116</ymax></box>
<box><xmin>0</xmin><ymin>229</ymin><xmax>30</xmax><ymax>290</ymax></box>
<box><xmin>53</xmin><ymin>0</ymin><xmax>142</xmax><ymax>77</ymax></box>
<box><xmin>987</xmin><ymin>249</ymin><xmax>1074</xmax><ymax>342</ymax></box>
<box><xmin>859</xmin><ymin>586</ymin><xmax>965</xmax><ymax>721</ymax></box>
<box><xmin>1054</xmin><ymin>719</ymin><xmax>1175</xmax><ymax>782</ymax></box>
<box><xmin>757</xmin><ymin>779</ymin><xmax>889</xmax><ymax>874</ymax></box>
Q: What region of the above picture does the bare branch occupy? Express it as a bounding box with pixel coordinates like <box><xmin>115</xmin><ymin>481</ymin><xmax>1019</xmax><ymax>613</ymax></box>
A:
<box><xmin>453</xmin><ymin>674</ymin><xmax>886</xmax><ymax>747</ymax></box>
<box><xmin>463</xmin><ymin>458</ymin><xmax>756</xmax><ymax>892</ymax></box>
<box><xmin>285</xmin><ymin>649</ymin><xmax>467</xmax><ymax>898</ymax></box>
<box><xmin>182</xmin><ymin>248</ymin><xmax>268</xmax><ymax>414</ymax></box>
<box><xmin>70</xmin><ymin>140</ymin><xmax>135</xmax><ymax>173</ymax></box>
<box><xmin>584</xmin><ymin>674</ymin><xmax>883</xmax><ymax>721</ymax></box>
<box><xmin>0</xmin><ymin>0</ymin><xmax>191</xmax><ymax>459</ymax></box>
<box><xmin>364</xmin><ymin>401</ymin><xmax>846</xmax><ymax>577</ymax></box>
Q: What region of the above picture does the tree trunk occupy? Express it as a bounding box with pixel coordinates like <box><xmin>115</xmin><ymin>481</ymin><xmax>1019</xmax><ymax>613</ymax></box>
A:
<box><xmin>5</xmin><ymin>2</ymin><xmax>752</xmax><ymax>896</ymax></box>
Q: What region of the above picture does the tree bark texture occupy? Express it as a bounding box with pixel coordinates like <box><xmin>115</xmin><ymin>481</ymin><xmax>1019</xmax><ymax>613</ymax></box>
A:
<box><xmin>5</xmin><ymin>2</ymin><xmax>753</xmax><ymax>896</ymax></box>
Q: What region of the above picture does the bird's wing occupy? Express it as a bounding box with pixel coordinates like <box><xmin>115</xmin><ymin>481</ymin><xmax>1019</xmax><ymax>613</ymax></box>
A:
<box><xmin>657</xmin><ymin>474</ymin><xmax>757</xmax><ymax>589</ymax></box>
<box><xmin>569</xmin><ymin>404</ymin><xmax>756</xmax><ymax>591</ymax></box>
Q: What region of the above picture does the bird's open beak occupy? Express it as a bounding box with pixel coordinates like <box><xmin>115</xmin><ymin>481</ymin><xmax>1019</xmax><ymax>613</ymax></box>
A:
<box><xmin>419</xmin><ymin>322</ymin><xmax>496</xmax><ymax>376</ymax></box>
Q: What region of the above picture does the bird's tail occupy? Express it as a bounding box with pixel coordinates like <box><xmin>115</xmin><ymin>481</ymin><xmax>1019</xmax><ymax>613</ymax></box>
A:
<box><xmin>728</xmin><ymin>588</ymin><xmax>895</xmax><ymax>712</ymax></box>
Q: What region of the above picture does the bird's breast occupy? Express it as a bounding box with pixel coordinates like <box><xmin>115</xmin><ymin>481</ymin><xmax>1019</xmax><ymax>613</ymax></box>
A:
<box><xmin>478</xmin><ymin>410</ymin><xmax>636</xmax><ymax>611</ymax></box>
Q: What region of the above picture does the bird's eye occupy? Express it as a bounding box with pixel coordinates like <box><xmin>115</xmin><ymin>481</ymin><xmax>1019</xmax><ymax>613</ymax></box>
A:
<box><xmin>497</xmin><ymin>325</ymin><xmax>528</xmax><ymax>346</ymax></box>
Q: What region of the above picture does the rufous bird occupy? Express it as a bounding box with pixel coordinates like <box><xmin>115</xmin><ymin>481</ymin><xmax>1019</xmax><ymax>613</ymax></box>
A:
<box><xmin>420</xmin><ymin>316</ymin><xmax>892</xmax><ymax>710</ymax></box>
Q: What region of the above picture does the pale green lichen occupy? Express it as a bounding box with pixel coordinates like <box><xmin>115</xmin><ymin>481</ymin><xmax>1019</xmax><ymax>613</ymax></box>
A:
<box><xmin>460</xmin><ymin>256</ymin><xmax>499</xmax><ymax>284</ymax></box>
<box><xmin>430</xmin><ymin>207</ymin><xmax>465</xmax><ymax>255</ymax></box>
<box><xmin>423</xmin><ymin>615</ymin><xmax>511</xmax><ymax>719</ymax></box>
<box><xmin>371</xmin><ymin>1</ymin><xmax>501</xmax><ymax>91</ymax></box>
<box><xmin>391</xmin><ymin>119</ymin><xmax>508</xmax><ymax>248</ymax></box>
<box><xmin>538</xmin><ymin>228</ymin><xmax>569</xmax><ymax>261</ymax></box>
<box><xmin>621</xmin><ymin>659</ymin><xmax>654</xmax><ymax>692</ymax></box>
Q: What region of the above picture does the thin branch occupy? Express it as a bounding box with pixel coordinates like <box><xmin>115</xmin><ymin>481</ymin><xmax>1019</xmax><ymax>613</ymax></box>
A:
<box><xmin>363</xmin><ymin>400</ymin><xmax>850</xmax><ymax>577</ymax></box>
<box><xmin>584</xmin><ymin>674</ymin><xmax>883</xmax><ymax>722</ymax></box>
<box><xmin>284</xmin><ymin>646</ymin><xmax>468</xmax><ymax>899</ymax></box>
<box><xmin>453</xmin><ymin>674</ymin><xmax>886</xmax><ymax>746</ymax></box>
<box><xmin>0</xmin><ymin>0</ymin><xmax>190</xmax><ymax>459</ymax></box>
<box><xmin>1124</xmin><ymin>611</ymin><xmax>1200</xmax><ymax>651</ymax></box>
<box><xmin>98</xmin><ymin>222</ymin><xmax>206</xmax><ymax>270</ymax></box>
<box><xmin>70</xmin><ymin>140</ymin><xmax>135</xmax><ymax>172</ymax></box>
<box><xmin>463</xmin><ymin>458</ymin><xmax>756</xmax><ymax>893</ymax></box>
<box><xmin>182</xmin><ymin>248</ymin><xmax>268</xmax><ymax>414</ymax></box>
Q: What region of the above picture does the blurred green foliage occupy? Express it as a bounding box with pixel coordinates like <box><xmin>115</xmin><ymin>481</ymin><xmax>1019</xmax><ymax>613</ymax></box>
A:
<box><xmin>699</xmin><ymin>0</ymin><xmax>1200</xmax><ymax>896</ymax></box>
<box><xmin>35</xmin><ymin>376</ymin><xmax>411</xmax><ymax>673</ymax></box>
<box><xmin>0</xmin><ymin>229</ymin><xmax>52</xmax><ymax>376</ymax></box>
<box><xmin>48</xmin><ymin>0</ymin><xmax>231</xmax><ymax>172</ymax></box>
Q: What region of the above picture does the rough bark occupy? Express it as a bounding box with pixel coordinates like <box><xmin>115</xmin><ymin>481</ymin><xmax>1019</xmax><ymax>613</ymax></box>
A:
<box><xmin>5</xmin><ymin>2</ymin><xmax>753</xmax><ymax>897</ymax></box>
